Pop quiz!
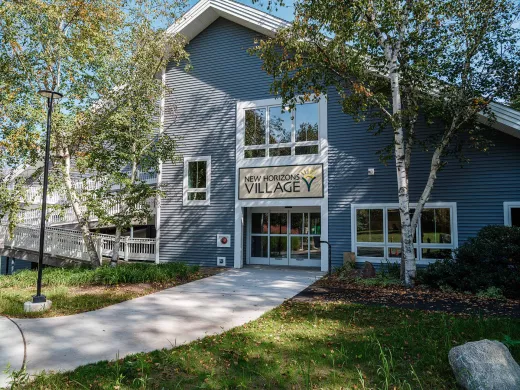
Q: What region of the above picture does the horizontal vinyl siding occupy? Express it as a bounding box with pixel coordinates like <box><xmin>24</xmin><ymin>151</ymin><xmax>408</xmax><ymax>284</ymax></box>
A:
<box><xmin>160</xmin><ymin>18</ymin><xmax>273</xmax><ymax>266</ymax></box>
<box><xmin>328</xmin><ymin>91</ymin><xmax>520</xmax><ymax>268</ymax></box>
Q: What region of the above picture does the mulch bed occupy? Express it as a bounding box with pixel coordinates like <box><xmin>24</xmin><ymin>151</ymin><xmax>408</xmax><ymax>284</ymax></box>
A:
<box><xmin>293</xmin><ymin>276</ymin><xmax>520</xmax><ymax>318</ymax></box>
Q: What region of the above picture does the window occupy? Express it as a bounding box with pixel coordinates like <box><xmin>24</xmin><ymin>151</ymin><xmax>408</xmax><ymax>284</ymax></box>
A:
<box><xmin>183</xmin><ymin>156</ymin><xmax>210</xmax><ymax>206</ymax></box>
<box><xmin>504</xmin><ymin>202</ymin><xmax>520</xmax><ymax>227</ymax></box>
<box><xmin>243</xmin><ymin>102</ymin><xmax>320</xmax><ymax>158</ymax></box>
<box><xmin>352</xmin><ymin>203</ymin><xmax>457</xmax><ymax>263</ymax></box>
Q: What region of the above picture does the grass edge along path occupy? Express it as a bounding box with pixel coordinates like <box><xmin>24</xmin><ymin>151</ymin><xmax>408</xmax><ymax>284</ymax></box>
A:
<box><xmin>0</xmin><ymin>262</ymin><xmax>203</xmax><ymax>318</ymax></box>
<box><xmin>9</xmin><ymin>301</ymin><xmax>520</xmax><ymax>389</ymax></box>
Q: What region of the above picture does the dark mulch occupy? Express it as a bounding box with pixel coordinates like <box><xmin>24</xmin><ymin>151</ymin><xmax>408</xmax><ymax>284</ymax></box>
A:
<box><xmin>293</xmin><ymin>276</ymin><xmax>520</xmax><ymax>318</ymax></box>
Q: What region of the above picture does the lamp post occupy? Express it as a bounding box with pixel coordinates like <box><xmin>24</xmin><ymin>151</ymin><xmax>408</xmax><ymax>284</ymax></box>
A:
<box><xmin>26</xmin><ymin>90</ymin><xmax>63</xmax><ymax>310</ymax></box>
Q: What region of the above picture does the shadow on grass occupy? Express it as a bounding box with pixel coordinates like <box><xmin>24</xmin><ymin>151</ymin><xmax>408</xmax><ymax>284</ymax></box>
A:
<box><xmin>20</xmin><ymin>301</ymin><xmax>520</xmax><ymax>389</ymax></box>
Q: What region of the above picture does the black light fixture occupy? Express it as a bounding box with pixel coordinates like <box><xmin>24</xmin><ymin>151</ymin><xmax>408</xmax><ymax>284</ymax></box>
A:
<box><xmin>32</xmin><ymin>89</ymin><xmax>63</xmax><ymax>304</ymax></box>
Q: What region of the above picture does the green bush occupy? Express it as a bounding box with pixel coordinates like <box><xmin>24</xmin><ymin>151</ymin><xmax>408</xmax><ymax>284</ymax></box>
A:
<box><xmin>420</xmin><ymin>225</ymin><xmax>520</xmax><ymax>298</ymax></box>
<box><xmin>0</xmin><ymin>262</ymin><xmax>200</xmax><ymax>288</ymax></box>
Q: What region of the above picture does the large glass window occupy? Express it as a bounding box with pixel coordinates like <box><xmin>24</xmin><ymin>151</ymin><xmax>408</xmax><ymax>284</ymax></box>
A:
<box><xmin>353</xmin><ymin>204</ymin><xmax>457</xmax><ymax>262</ymax></box>
<box><xmin>243</xmin><ymin>102</ymin><xmax>320</xmax><ymax>158</ymax></box>
<box><xmin>184</xmin><ymin>157</ymin><xmax>210</xmax><ymax>205</ymax></box>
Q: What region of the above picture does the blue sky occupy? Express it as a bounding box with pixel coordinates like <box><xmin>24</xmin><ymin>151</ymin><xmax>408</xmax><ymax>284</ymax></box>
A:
<box><xmin>187</xmin><ymin>0</ymin><xmax>295</xmax><ymax>21</ymax></box>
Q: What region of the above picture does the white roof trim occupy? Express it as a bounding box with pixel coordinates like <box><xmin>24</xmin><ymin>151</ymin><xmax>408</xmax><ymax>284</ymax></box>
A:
<box><xmin>166</xmin><ymin>0</ymin><xmax>290</xmax><ymax>41</ymax></box>
<box><xmin>167</xmin><ymin>0</ymin><xmax>520</xmax><ymax>139</ymax></box>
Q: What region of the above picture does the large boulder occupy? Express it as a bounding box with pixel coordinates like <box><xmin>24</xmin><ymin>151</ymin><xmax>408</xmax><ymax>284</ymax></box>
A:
<box><xmin>449</xmin><ymin>339</ymin><xmax>520</xmax><ymax>390</ymax></box>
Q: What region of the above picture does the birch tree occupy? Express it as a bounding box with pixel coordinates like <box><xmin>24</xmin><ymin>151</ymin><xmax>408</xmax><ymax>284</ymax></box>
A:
<box><xmin>0</xmin><ymin>0</ymin><xmax>188</xmax><ymax>267</ymax></box>
<box><xmin>253</xmin><ymin>0</ymin><xmax>520</xmax><ymax>285</ymax></box>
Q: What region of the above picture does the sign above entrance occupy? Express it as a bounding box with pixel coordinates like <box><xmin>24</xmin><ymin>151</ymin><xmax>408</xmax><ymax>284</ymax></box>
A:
<box><xmin>239</xmin><ymin>164</ymin><xmax>324</xmax><ymax>200</ymax></box>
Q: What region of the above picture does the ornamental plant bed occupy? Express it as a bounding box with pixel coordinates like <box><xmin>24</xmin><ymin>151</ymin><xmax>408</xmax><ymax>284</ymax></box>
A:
<box><xmin>293</xmin><ymin>274</ymin><xmax>520</xmax><ymax>318</ymax></box>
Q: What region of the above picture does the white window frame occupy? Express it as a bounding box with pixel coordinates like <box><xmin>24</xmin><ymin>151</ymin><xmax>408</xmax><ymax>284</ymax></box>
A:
<box><xmin>183</xmin><ymin>156</ymin><xmax>211</xmax><ymax>206</ymax></box>
<box><xmin>240</xmin><ymin>99</ymin><xmax>321</xmax><ymax>159</ymax></box>
<box><xmin>504</xmin><ymin>202</ymin><xmax>520</xmax><ymax>226</ymax></box>
<box><xmin>351</xmin><ymin>203</ymin><xmax>458</xmax><ymax>265</ymax></box>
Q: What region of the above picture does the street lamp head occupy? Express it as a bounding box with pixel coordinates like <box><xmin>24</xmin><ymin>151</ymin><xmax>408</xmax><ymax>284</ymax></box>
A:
<box><xmin>38</xmin><ymin>90</ymin><xmax>63</xmax><ymax>100</ymax></box>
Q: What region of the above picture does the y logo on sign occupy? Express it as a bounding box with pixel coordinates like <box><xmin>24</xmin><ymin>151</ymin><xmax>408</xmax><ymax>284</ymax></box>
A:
<box><xmin>300</xmin><ymin>168</ymin><xmax>317</xmax><ymax>192</ymax></box>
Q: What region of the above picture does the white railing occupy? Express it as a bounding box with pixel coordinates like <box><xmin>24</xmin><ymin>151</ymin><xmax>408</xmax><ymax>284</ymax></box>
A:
<box><xmin>10</xmin><ymin>171</ymin><xmax>157</xmax><ymax>205</ymax></box>
<box><xmin>2</xmin><ymin>224</ymin><xmax>156</xmax><ymax>262</ymax></box>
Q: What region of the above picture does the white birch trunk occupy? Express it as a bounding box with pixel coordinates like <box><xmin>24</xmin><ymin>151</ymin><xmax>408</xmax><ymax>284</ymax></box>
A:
<box><xmin>63</xmin><ymin>150</ymin><xmax>101</xmax><ymax>267</ymax></box>
<box><xmin>110</xmin><ymin>227</ymin><xmax>121</xmax><ymax>267</ymax></box>
<box><xmin>389</xmin><ymin>66</ymin><xmax>416</xmax><ymax>286</ymax></box>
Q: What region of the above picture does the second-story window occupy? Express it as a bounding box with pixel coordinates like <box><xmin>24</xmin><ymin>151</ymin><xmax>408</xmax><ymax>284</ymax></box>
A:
<box><xmin>244</xmin><ymin>102</ymin><xmax>319</xmax><ymax>159</ymax></box>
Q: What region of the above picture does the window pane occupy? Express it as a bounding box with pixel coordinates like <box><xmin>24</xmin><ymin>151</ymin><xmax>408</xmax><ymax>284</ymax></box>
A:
<box><xmin>270</xmin><ymin>213</ymin><xmax>287</xmax><ymax>234</ymax></box>
<box><xmin>387</xmin><ymin>209</ymin><xmax>401</xmax><ymax>243</ymax></box>
<box><xmin>357</xmin><ymin>247</ymin><xmax>384</xmax><ymax>257</ymax></box>
<box><xmin>421</xmin><ymin>248</ymin><xmax>452</xmax><ymax>260</ymax></box>
<box><xmin>251</xmin><ymin>213</ymin><xmax>268</xmax><ymax>234</ymax></box>
<box><xmin>269</xmin><ymin>106</ymin><xmax>291</xmax><ymax>144</ymax></box>
<box><xmin>291</xmin><ymin>236</ymin><xmax>308</xmax><ymax>259</ymax></box>
<box><xmin>188</xmin><ymin>161</ymin><xmax>206</xmax><ymax>189</ymax></box>
<box><xmin>269</xmin><ymin>147</ymin><xmax>291</xmax><ymax>157</ymax></box>
<box><xmin>310</xmin><ymin>213</ymin><xmax>321</xmax><ymax>235</ymax></box>
<box><xmin>356</xmin><ymin>209</ymin><xmax>384</xmax><ymax>242</ymax></box>
<box><xmin>309</xmin><ymin>236</ymin><xmax>321</xmax><ymax>259</ymax></box>
<box><xmin>388</xmin><ymin>247</ymin><xmax>417</xmax><ymax>258</ymax></box>
<box><xmin>291</xmin><ymin>213</ymin><xmax>304</xmax><ymax>235</ymax></box>
<box><xmin>245</xmin><ymin>109</ymin><xmax>266</xmax><ymax>146</ymax></box>
<box><xmin>296</xmin><ymin>103</ymin><xmax>319</xmax><ymax>142</ymax></box>
<box><xmin>245</xmin><ymin>149</ymin><xmax>265</xmax><ymax>158</ymax></box>
<box><xmin>251</xmin><ymin>236</ymin><xmax>268</xmax><ymax>258</ymax></box>
<box><xmin>270</xmin><ymin>236</ymin><xmax>287</xmax><ymax>258</ymax></box>
<box><xmin>512</xmin><ymin>208</ymin><xmax>520</xmax><ymax>227</ymax></box>
<box><xmin>295</xmin><ymin>145</ymin><xmax>319</xmax><ymax>155</ymax></box>
<box><xmin>420</xmin><ymin>208</ymin><xmax>451</xmax><ymax>244</ymax></box>
<box><xmin>188</xmin><ymin>192</ymin><xmax>206</xmax><ymax>200</ymax></box>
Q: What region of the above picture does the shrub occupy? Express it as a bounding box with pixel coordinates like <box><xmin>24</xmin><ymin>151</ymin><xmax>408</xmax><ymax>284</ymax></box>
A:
<box><xmin>420</xmin><ymin>225</ymin><xmax>520</xmax><ymax>298</ymax></box>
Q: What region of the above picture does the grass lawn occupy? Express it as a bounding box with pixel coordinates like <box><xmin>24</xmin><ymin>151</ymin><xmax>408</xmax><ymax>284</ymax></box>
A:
<box><xmin>13</xmin><ymin>301</ymin><xmax>520</xmax><ymax>389</ymax></box>
<box><xmin>0</xmin><ymin>262</ymin><xmax>203</xmax><ymax>318</ymax></box>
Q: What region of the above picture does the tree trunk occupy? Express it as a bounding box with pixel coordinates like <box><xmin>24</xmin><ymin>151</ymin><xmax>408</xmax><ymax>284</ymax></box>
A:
<box><xmin>110</xmin><ymin>227</ymin><xmax>122</xmax><ymax>267</ymax></box>
<box><xmin>390</xmin><ymin>68</ymin><xmax>416</xmax><ymax>286</ymax></box>
<box><xmin>63</xmin><ymin>151</ymin><xmax>101</xmax><ymax>267</ymax></box>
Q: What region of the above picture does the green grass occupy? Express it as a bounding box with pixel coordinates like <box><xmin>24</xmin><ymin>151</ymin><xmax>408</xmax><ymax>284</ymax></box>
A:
<box><xmin>0</xmin><ymin>263</ymin><xmax>201</xmax><ymax>318</ymax></box>
<box><xmin>0</xmin><ymin>262</ymin><xmax>199</xmax><ymax>288</ymax></box>
<box><xmin>12</xmin><ymin>301</ymin><xmax>520</xmax><ymax>389</ymax></box>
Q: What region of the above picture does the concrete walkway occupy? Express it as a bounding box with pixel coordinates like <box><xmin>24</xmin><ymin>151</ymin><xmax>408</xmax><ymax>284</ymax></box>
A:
<box><xmin>0</xmin><ymin>267</ymin><xmax>322</xmax><ymax>387</ymax></box>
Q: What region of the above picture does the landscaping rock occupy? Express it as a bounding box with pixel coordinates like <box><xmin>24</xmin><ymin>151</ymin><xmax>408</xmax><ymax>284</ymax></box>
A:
<box><xmin>361</xmin><ymin>262</ymin><xmax>376</xmax><ymax>279</ymax></box>
<box><xmin>449</xmin><ymin>339</ymin><xmax>520</xmax><ymax>390</ymax></box>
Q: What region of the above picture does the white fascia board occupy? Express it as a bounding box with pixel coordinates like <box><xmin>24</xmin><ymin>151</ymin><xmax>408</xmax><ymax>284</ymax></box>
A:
<box><xmin>166</xmin><ymin>0</ymin><xmax>290</xmax><ymax>41</ymax></box>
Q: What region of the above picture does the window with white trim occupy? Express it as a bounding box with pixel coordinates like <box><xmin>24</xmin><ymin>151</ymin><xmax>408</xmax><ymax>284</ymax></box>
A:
<box><xmin>243</xmin><ymin>102</ymin><xmax>320</xmax><ymax>158</ymax></box>
<box><xmin>352</xmin><ymin>204</ymin><xmax>457</xmax><ymax>262</ymax></box>
<box><xmin>504</xmin><ymin>202</ymin><xmax>520</xmax><ymax>227</ymax></box>
<box><xmin>183</xmin><ymin>156</ymin><xmax>210</xmax><ymax>206</ymax></box>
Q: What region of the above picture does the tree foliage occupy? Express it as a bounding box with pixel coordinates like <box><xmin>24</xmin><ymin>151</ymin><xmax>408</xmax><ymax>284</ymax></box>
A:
<box><xmin>0</xmin><ymin>0</ymin><xmax>189</xmax><ymax>266</ymax></box>
<box><xmin>252</xmin><ymin>0</ymin><xmax>520</xmax><ymax>284</ymax></box>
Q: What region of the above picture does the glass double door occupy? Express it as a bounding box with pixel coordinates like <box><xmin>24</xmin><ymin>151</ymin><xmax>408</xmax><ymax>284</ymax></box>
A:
<box><xmin>249</xmin><ymin>208</ymin><xmax>321</xmax><ymax>267</ymax></box>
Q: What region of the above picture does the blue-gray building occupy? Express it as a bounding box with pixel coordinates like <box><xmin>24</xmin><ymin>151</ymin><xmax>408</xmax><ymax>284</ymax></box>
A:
<box><xmin>157</xmin><ymin>0</ymin><xmax>520</xmax><ymax>272</ymax></box>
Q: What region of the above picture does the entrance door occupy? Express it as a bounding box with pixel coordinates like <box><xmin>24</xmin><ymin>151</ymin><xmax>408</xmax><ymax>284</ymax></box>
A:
<box><xmin>249</xmin><ymin>208</ymin><xmax>321</xmax><ymax>267</ymax></box>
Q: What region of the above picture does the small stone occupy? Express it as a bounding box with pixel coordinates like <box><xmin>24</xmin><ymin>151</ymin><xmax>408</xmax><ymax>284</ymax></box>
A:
<box><xmin>361</xmin><ymin>262</ymin><xmax>376</xmax><ymax>279</ymax></box>
<box><xmin>449</xmin><ymin>339</ymin><xmax>520</xmax><ymax>390</ymax></box>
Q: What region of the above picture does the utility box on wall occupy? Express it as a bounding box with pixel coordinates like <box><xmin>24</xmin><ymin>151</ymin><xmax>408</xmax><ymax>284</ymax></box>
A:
<box><xmin>217</xmin><ymin>257</ymin><xmax>226</xmax><ymax>267</ymax></box>
<box><xmin>216</xmin><ymin>234</ymin><xmax>231</xmax><ymax>248</ymax></box>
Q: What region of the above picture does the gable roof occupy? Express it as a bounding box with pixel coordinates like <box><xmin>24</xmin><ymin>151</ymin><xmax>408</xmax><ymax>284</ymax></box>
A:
<box><xmin>166</xmin><ymin>0</ymin><xmax>290</xmax><ymax>41</ymax></box>
<box><xmin>167</xmin><ymin>0</ymin><xmax>520</xmax><ymax>139</ymax></box>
